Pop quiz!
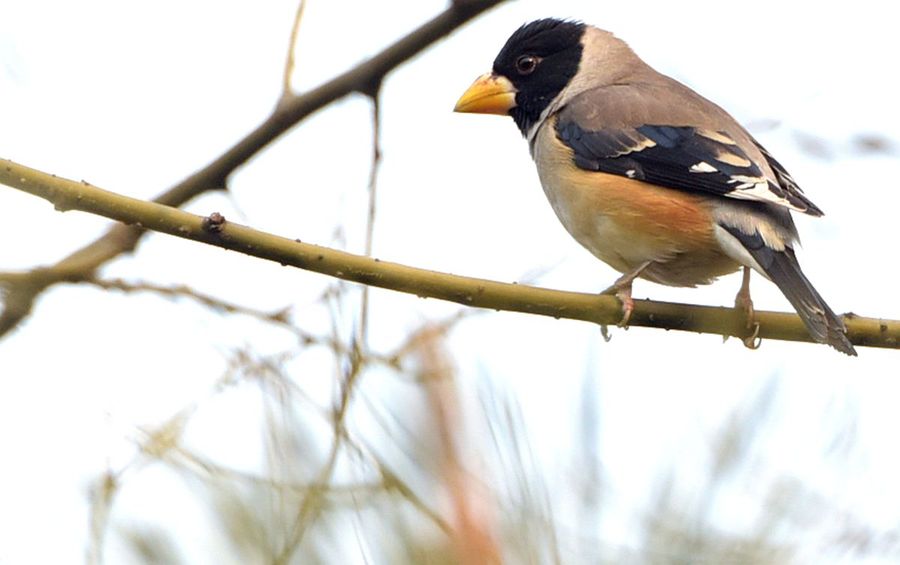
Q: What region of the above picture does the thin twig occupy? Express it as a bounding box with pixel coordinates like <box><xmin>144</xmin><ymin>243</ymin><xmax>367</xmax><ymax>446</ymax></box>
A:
<box><xmin>82</xmin><ymin>277</ymin><xmax>387</xmax><ymax>357</ymax></box>
<box><xmin>273</xmin><ymin>378</ymin><xmax>352</xmax><ymax>563</ymax></box>
<box><xmin>86</xmin><ymin>277</ymin><xmax>292</xmax><ymax>324</ymax></box>
<box><xmin>274</xmin><ymin>285</ymin><xmax>370</xmax><ymax>563</ymax></box>
<box><xmin>337</xmin><ymin>424</ymin><xmax>456</xmax><ymax>536</ymax></box>
<box><xmin>86</xmin><ymin>470</ymin><xmax>120</xmax><ymax>565</ymax></box>
<box><xmin>281</xmin><ymin>0</ymin><xmax>308</xmax><ymax>97</ymax></box>
<box><xmin>359</xmin><ymin>91</ymin><xmax>383</xmax><ymax>347</ymax></box>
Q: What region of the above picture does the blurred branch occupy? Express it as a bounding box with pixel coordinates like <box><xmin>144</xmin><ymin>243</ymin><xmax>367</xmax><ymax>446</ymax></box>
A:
<box><xmin>87</xmin><ymin>277</ymin><xmax>293</xmax><ymax>324</ymax></box>
<box><xmin>416</xmin><ymin>324</ymin><xmax>502</xmax><ymax>564</ymax></box>
<box><xmin>276</xmin><ymin>286</ymin><xmax>371</xmax><ymax>562</ymax></box>
<box><xmin>0</xmin><ymin>0</ymin><xmax>507</xmax><ymax>338</ymax></box>
<box><xmin>359</xmin><ymin>91</ymin><xmax>383</xmax><ymax>347</ymax></box>
<box><xmin>87</xmin><ymin>471</ymin><xmax>120</xmax><ymax>565</ymax></box>
<box><xmin>5</xmin><ymin>159</ymin><xmax>898</xmax><ymax>352</ymax></box>
<box><xmin>82</xmin><ymin>277</ymin><xmax>397</xmax><ymax>359</ymax></box>
<box><xmin>281</xmin><ymin>0</ymin><xmax>308</xmax><ymax>96</ymax></box>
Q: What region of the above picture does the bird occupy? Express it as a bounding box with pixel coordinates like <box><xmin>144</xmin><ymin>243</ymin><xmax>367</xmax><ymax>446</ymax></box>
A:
<box><xmin>453</xmin><ymin>18</ymin><xmax>856</xmax><ymax>355</ymax></box>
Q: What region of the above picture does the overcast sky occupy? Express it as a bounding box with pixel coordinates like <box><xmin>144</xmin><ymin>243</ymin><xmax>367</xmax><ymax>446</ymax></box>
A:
<box><xmin>2</xmin><ymin>1</ymin><xmax>899</xmax><ymax>563</ymax></box>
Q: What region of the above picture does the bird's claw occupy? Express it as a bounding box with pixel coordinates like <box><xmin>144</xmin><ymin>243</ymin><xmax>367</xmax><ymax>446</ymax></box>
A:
<box><xmin>616</xmin><ymin>291</ymin><xmax>635</xmax><ymax>328</ymax></box>
<box><xmin>600</xmin><ymin>325</ymin><xmax>612</xmax><ymax>342</ymax></box>
<box><xmin>601</xmin><ymin>283</ymin><xmax>635</xmax><ymax>328</ymax></box>
<box><xmin>741</xmin><ymin>322</ymin><xmax>762</xmax><ymax>350</ymax></box>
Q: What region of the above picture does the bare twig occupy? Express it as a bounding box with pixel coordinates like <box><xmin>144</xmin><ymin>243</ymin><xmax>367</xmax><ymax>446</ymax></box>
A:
<box><xmin>376</xmin><ymin>461</ymin><xmax>454</xmax><ymax>535</ymax></box>
<box><xmin>359</xmin><ymin>91</ymin><xmax>383</xmax><ymax>347</ymax></box>
<box><xmin>82</xmin><ymin>277</ymin><xmax>397</xmax><ymax>360</ymax></box>
<box><xmin>2</xmin><ymin>159</ymin><xmax>896</xmax><ymax>351</ymax></box>
<box><xmin>86</xmin><ymin>277</ymin><xmax>292</xmax><ymax>324</ymax></box>
<box><xmin>281</xmin><ymin>0</ymin><xmax>308</xmax><ymax>96</ymax></box>
<box><xmin>274</xmin><ymin>276</ymin><xmax>372</xmax><ymax>563</ymax></box>
<box><xmin>87</xmin><ymin>471</ymin><xmax>120</xmax><ymax>565</ymax></box>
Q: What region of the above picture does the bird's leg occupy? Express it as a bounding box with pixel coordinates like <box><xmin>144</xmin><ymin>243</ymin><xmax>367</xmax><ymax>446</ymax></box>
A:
<box><xmin>602</xmin><ymin>261</ymin><xmax>652</xmax><ymax>328</ymax></box>
<box><xmin>734</xmin><ymin>266</ymin><xmax>754</xmax><ymax>324</ymax></box>
<box><xmin>734</xmin><ymin>266</ymin><xmax>761</xmax><ymax>349</ymax></box>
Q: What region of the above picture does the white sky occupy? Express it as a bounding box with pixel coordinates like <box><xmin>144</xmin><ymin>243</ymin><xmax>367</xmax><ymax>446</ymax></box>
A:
<box><xmin>2</xmin><ymin>1</ymin><xmax>899</xmax><ymax>563</ymax></box>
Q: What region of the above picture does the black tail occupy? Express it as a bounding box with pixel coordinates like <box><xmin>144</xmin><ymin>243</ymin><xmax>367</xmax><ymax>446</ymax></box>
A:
<box><xmin>764</xmin><ymin>248</ymin><xmax>856</xmax><ymax>355</ymax></box>
<box><xmin>724</xmin><ymin>226</ymin><xmax>856</xmax><ymax>355</ymax></box>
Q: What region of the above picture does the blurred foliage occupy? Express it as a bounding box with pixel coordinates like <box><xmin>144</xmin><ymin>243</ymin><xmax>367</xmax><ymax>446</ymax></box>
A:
<box><xmin>82</xmin><ymin>274</ymin><xmax>900</xmax><ymax>564</ymax></box>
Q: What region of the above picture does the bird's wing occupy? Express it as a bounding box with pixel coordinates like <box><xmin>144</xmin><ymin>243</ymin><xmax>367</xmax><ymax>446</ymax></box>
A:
<box><xmin>554</xmin><ymin>83</ymin><xmax>823</xmax><ymax>216</ymax></box>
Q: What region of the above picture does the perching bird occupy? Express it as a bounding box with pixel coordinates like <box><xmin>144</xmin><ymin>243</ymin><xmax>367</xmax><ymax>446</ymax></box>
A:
<box><xmin>454</xmin><ymin>18</ymin><xmax>856</xmax><ymax>355</ymax></box>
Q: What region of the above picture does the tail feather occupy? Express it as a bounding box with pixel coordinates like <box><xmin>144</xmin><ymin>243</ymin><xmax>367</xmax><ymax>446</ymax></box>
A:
<box><xmin>723</xmin><ymin>225</ymin><xmax>856</xmax><ymax>355</ymax></box>
<box><xmin>764</xmin><ymin>248</ymin><xmax>856</xmax><ymax>355</ymax></box>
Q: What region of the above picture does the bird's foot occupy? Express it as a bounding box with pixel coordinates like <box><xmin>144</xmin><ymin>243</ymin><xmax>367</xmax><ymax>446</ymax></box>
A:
<box><xmin>734</xmin><ymin>266</ymin><xmax>761</xmax><ymax>349</ymax></box>
<box><xmin>602</xmin><ymin>285</ymin><xmax>635</xmax><ymax>328</ymax></box>
<box><xmin>601</xmin><ymin>262</ymin><xmax>651</xmax><ymax>328</ymax></box>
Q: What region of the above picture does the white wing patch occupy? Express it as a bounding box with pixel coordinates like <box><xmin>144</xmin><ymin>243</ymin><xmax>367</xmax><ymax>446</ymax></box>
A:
<box><xmin>689</xmin><ymin>161</ymin><xmax>717</xmax><ymax>173</ymax></box>
<box><xmin>729</xmin><ymin>180</ymin><xmax>777</xmax><ymax>198</ymax></box>
<box><xmin>727</xmin><ymin>176</ymin><xmax>806</xmax><ymax>212</ymax></box>
<box><xmin>687</xmin><ymin>151</ymin><xmax>808</xmax><ymax>212</ymax></box>
<box><xmin>728</xmin><ymin>174</ymin><xmax>768</xmax><ymax>189</ymax></box>
<box><xmin>725</xmin><ymin>180</ymin><xmax>808</xmax><ymax>212</ymax></box>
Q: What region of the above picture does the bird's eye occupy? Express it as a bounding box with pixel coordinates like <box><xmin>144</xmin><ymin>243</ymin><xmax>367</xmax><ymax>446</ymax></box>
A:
<box><xmin>515</xmin><ymin>55</ymin><xmax>539</xmax><ymax>75</ymax></box>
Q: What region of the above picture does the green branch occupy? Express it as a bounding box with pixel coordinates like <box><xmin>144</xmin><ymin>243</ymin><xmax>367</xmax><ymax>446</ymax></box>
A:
<box><xmin>3</xmin><ymin>159</ymin><xmax>897</xmax><ymax>352</ymax></box>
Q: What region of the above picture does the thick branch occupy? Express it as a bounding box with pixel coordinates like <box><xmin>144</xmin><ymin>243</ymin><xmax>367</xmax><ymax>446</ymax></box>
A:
<box><xmin>0</xmin><ymin>0</ymin><xmax>506</xmax><ymax>337</ymax></box>
<box><xmin>4</xmin><ymin>159</ymin><xmax>897</xmax><ymax>352</ymax></box>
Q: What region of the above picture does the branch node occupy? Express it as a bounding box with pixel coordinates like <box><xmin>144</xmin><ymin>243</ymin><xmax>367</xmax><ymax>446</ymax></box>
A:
<box><xmin>358</xmin><ymin>76</ymin><xmax>383</xmax><ymax>100</ymax></box>
<box><xmin>201</xmin><ymin>212</ymin><xmax>227</xmax><ymax>233</ymax></box>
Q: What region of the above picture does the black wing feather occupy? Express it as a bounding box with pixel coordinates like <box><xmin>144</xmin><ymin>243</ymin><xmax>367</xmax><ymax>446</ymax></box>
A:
<box><xmin>556</xmin><ymin>120</ymin><xmax>823</xmax><ymax>215</ymax></box>
<box><xmin>751</xmin><ymin>139</ymin><xmax>823</xmax><ymax>216</ymax></box>
<box><xmin>557</xmin><ymin>121</ymin><xmax>768</xmax><ymax>199</ymax></box>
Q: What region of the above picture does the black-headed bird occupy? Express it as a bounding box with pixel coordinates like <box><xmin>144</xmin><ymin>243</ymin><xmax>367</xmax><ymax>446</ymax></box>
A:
<box><xmin>454</xmin><ymin>18</ymin><xmax>855</xmax><ymax>355</ymax></box>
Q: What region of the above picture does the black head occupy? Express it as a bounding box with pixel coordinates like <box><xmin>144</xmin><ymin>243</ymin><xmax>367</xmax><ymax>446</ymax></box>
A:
<box><xmin>492</xmin><ymin>19</ymin><xmax>586</xmax><ymax>134</ymax></box>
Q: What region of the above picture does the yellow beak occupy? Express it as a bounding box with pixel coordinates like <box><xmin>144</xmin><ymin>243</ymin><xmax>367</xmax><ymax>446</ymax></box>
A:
<box><xmin>453</xmin><ymin>73</ymin><xmax>517</xmax><ymax>115</ymax></box>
